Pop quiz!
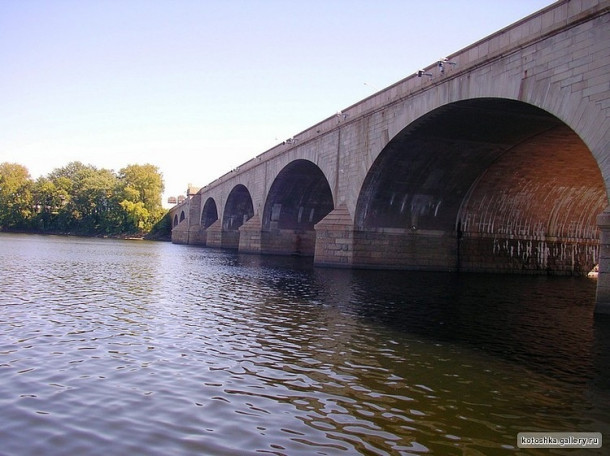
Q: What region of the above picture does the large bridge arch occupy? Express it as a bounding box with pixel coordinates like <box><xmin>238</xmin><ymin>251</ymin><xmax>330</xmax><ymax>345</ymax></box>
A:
<box><xmin>353</xmin><ymin>98</ymin><xmax>606</xmax><ymax>273</ymax></box>
<box><xmin>222</xmin><ymin>184</ymin><xmax>254</xmax><ymax>249</ymax></box>
<box><xmin>261</xmin><ymin>159</ymin><xmax>334</xmax><ymax>256</ymax></box>
<box><xmin>201</xmin><ymin>197</ymin><xmax>219</xmax><ymax>229</ymax></box>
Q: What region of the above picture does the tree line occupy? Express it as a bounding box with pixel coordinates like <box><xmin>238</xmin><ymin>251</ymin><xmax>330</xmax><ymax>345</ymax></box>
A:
<box><xmin>0</xmin><ymin>161</ymin><xmax>169</xmax><ymax>237</ymax></box>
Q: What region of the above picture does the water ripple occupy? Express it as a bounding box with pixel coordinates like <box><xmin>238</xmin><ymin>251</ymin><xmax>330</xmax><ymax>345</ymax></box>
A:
<box><xmin>1</xmin><ymin>234</ymin><xmax>609</xmax><ymax>455</ymax></box>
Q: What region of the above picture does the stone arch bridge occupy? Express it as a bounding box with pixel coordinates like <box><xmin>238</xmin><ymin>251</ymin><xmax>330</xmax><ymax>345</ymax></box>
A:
<box><xmin>171</xmin><ymin>0</ymin><xmax>610</xmax><ymax>313</ymax></box>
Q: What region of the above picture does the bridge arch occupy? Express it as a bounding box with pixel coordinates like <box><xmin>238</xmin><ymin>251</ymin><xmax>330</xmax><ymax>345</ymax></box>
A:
<box><xmin>354</xmin><ymin>98</ymin><xmax>607</xmax><ymax>274</ymax></box>
<box><xmin>261</xmin><ymin>159</ymin><xmax>334</xmax><ymax>255</ymax></box>
<box><xmin>222</xmin><ymin>184</ymin><xmax>254</xmax><ymax>249</ymax></box>
<box><xmin>201</xmin><ymin>197</ymin><xmax>218</xmax><ymax>229</ymax></box>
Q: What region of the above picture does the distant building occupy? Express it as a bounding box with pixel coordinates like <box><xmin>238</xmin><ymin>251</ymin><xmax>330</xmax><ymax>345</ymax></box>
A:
<box><xmin>187</xmin><ymin>183</ymin><xmax>200</xmax><ymax>197</ymax></box>
<box><xmin>167</xmin><ymin>184</ymin><xmax>200</xmax><ymax>207</ymax></box>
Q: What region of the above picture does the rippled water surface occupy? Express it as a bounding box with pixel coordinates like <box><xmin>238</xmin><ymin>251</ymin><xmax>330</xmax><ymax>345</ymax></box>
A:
<box><xmin>1</xmin><ymin>233</ymin><xmax>609</xmax><ymax>455</ymax></box>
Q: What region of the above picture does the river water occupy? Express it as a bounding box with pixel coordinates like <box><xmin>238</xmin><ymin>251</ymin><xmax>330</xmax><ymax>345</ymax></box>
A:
<box><xmin>0</xmin><ymin>233</ymin><xmax>608</xmax><ymax>455</ymax></box>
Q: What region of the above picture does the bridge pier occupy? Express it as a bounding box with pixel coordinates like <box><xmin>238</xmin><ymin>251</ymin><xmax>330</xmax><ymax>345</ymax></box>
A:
<box><xmin>353</xmin><ymin>229</ymin><xmax>456</xmax><ymax>271</ymax></box>
<box><xmin>259</xmin><ymin>229</ymin><xmax>316</xmax><ymax>256</ymax></box>
<box><xmin>171</xmin><ymin>220</ymin><xmax>189</xmax><ymax>244</ymax></box>
<box><xmin>314</xmin><ymin>206</ymin><xmax>354</xmax><ymax>267</ymax></box>
<box><xmin>205</xmin><ymin>220</ymin><xmax>223</xmax><ymax>248</ymax></box>
<box><xmin>595</xmin><ymin>207</ymin><xmax>610</xmax><ymax>315</ymax></box>
<box><xmin>239</xmin><ymin>215</ymin><xmax>263</xmax><ymax>254</ymax></box>
<box><xmin>188</xmin><ymin>225</ymin><xmax>207</xmax><ymax>246</ymax></box>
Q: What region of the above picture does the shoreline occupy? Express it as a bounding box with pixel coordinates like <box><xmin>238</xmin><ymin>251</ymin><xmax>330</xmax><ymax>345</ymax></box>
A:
<box><xmin>0</xmin><ymin>228</ymin><xmax>171</xmax><ymax>242</ymax></box>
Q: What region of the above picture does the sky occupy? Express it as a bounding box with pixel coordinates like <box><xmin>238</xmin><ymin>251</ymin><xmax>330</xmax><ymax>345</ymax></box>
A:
<box><xmin>1</xmin><ymin>0</ymin><xmax>556</xmax><ymax>207</ymax></box>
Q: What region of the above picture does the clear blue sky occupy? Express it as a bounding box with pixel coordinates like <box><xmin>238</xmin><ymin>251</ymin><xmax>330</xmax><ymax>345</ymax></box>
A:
<box><xmin>1</xmin><ymin>0</ymin><xmax>555</xmax><ymax>206</ymax></box>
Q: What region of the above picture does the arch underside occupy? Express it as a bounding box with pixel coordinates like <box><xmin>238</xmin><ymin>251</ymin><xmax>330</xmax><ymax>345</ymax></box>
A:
<box><xmin>355</xmin><ymin>99</ymin><xmax>606</xmax><ymax>275</ymax></box>
<box><xmin>201</xmin><ymin>198</ymin><xmax>218</xmax><ymax>229</ymax></box>
<box><xmin>262</xmin><ymin>159</ymin><xmax>334</xmax><ymax>256</ymax></box>
<box><xmin>222</xmin><ymin>185</ymin><xmax>254</xmax><ymax>249</ymax></box>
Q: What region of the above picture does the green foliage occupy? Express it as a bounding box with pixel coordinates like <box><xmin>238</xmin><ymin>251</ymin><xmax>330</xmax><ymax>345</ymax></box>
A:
<box><xmin>0</xmin><ymin>163</ymin><xmax>33</xmax><ymax>229</ymax></box>
<box><xmin>119</xmin><ymin>164</ymin><xmax>164</xmax><ymax>209</ymax></box>
<box><xmin>0</xmin><ymin>161</ymin><xmax>168</xmax><ymax>236</ymax></box>
<box><xmin>118</xmin><ymin>164</ymin><xmax>165</xmax><ymax>232</ymax></box>
<box><xmin>120</xmin><ymin>199</ymin><xmax>149</xmax><ymax>231</ymax></box>
<box><xmin>145</xmin><ymin>211</ymin><xmax>172</xmax><ymax>241</ymax></box>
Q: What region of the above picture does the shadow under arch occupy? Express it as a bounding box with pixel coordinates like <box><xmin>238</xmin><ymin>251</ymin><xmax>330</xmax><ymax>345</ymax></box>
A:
<box><xmin>262</xmin><ymin>159</ymin><xmax>334</xmax><ymax>256</ymax></box>
<box><xmin>201</xmin><ymin>197</ymin><xmax>218</xmax><ymax>229</ymax></box>
<box><xmin>222</xmin><ymin>184</ymin><xmax>254</xmax><ymax>249</ymax></box>
<box><xmin>354</xmin><ymin>98</ymin><xmax>607</xmax><ymax>275</ymax></box>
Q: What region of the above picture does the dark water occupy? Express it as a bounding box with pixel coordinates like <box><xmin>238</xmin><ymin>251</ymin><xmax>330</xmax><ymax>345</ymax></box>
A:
<box><xmin>0</xmin><ymin>233</ymin><xmax>608</xmax><ymax>455</ymax></box>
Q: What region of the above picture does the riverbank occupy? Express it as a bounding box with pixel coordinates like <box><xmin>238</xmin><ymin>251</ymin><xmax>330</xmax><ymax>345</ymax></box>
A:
<box><xmin>0</xmin><ymin>228</ymin><xmax>171</xmax><ymax>242</ymax></box>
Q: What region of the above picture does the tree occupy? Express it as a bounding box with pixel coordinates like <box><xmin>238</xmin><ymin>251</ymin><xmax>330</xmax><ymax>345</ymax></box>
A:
<box><xmin>67</xmin><ymin>166</ymin><xmax>121</xmax><ymax>234</ymax></box>
<box><xmin>35</xmin><ymin>163</ymin><xmax>85</xmax><ymax>231</ymax></box>
<box><xmin>32</xmin><ymin>177</ymin><xmax>69</xmax><ymax>230</ymax></box>
<box><xmin>119</xmin><ymin>199</ymin><xmax>150</xmax><ymax>231</ymax></box>
<box><xmin>0</xmin><ymin>162</ymin><xmax>33</xmax><ymax>229</ymax></box>
<box><xmin>118</xmin><ymin>164</ymin><xmax>165</xmax><ymax>232</ymax></box>
<box><xmin>48</xmin><ymin>161</ymin><xmax>90</xmax><ymax>183</ymax></box>
<box><xmin>1</xmin><ymin>160</ymin><xmax>167</xmax><ymax>236</ymax></box>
